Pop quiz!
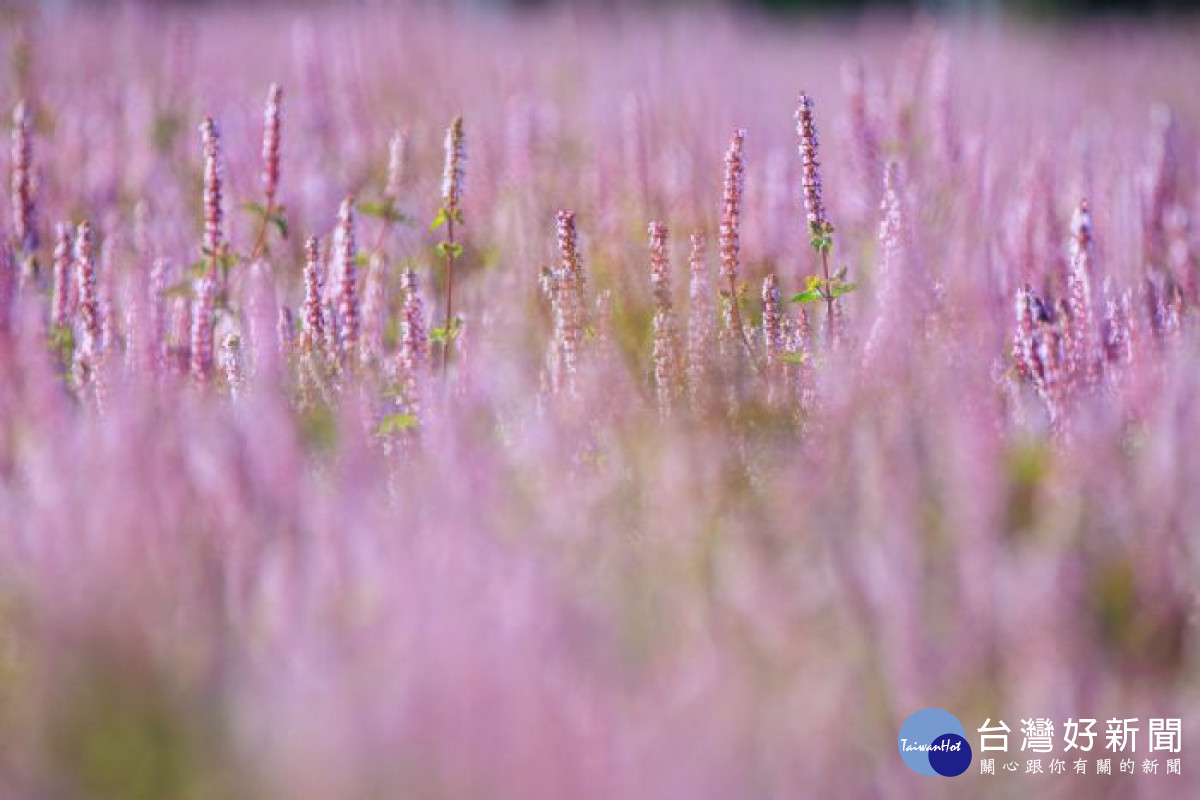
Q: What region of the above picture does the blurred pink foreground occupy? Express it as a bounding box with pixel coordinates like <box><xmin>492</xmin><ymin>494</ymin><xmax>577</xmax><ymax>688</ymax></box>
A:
<box><xmin>0</xmin><ymin>3</ymin><xmax>1198</xmax><ymax>799</ymax></box>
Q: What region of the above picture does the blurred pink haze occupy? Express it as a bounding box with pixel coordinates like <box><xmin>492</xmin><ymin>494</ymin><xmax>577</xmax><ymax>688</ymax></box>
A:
<box><xmin>0</xmin><ymin>3</ymin><xmax>1199</xmax><ymax>799</ymax></box>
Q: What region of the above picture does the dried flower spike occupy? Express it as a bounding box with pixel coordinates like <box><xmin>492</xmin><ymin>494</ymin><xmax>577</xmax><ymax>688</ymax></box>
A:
<box><xmin>762</xmin><ymin>273</ymin><xmax>783</xmax><ymax>366</ymax></box>
<box><xmin>797</xmin><ymin>91</ymin><xmax>845</xmax><ymax>337</ymax></box>
<box><xmin>648</xmin><ymin>221</ymin><xmax>680</xmax><ymax>416</ymax></box>
<box><xmin>221</xmin><ymin>333</ymin><xmax>245</xmax><ymax>397</ymax></box>
<box><xmin>190</xmin><ymin>270</ymin><xmax>217</xmax><ymax>384</ymax></box>
<box><xmin>719</xmin><ymin>128</ymin><xmax>746</xmax><ymax>282</ymax></box>
<box><xmin>397</xmin><ymin>268</ymin><xmax>428</xmax><ymax>419</ymax></box>
<box><xmin>547</xmin><ymin>210</ymin><xmax>586</xmax><ymax>394</ymax></box>
<box><xmin>261</xmin><ymin>83</ymin><xmax>283</xmax><ymax>203</ymax></box>
<box><xmin>73</xmin><ymin>221</ymin><xmax>102</xmax><ymax>386</ymax></box>
<box><xmin>686</xmin><ymin>231</ymin><xmax>713</xmax><ymax>401</ymax></box>
<box><xmin>10</xmin><ymin>100</ymin><xmax>37</xmax><ymax>258</ymax></box>
<box><xmin>198</xmin><ymin>116</ymin><xmax>226</xmax><ymax>259</ymax></box>
<box><xmin>796</xmin><ymin>92</ymin><xmax>830</xmax><ymax>246</ymax></box>
<box><xmin>386</xmin><ymin>130</ymin><xmax>407</xmax><ymax>201</ymax></box>
<box><xmin>50</xmin><ymin>222</ymin><xmax>72</xmax><ymax>329</ymax></box>
<box><xmin>336</xmin><ymin>197</ymin><xmax>359</xmax><ymax>360</ymax></box>
<box><xmin>438</xmin><ymin>116</ymin><xmax>466</xmax><ymax>373</ymax></box>
<box><xmin>442</xmin><ymin>116</ymin><xmax>466</xmax><ymax>217</ymax></box>
<box><xmin>718</xmin><ymin>128</ymin><xmax>759</xmax><ymax>368</ymax></box>
<box><xmin>1012</xmin><ymin>284</ymin><xmax>1038</xmax><ymax>381</ymax></box>
<box><xmin>302</xmin><ymin>235</ymin><xmax>324</xmax><ymax>354</ymax></box>
<box><xmin>359</xmin><ymin>254</ymin><xmax>384</xmax><ymax>365</ymax></box>
<box><xmin>1067</xmin><ymin>199</ymin><xmax>1098</xmax><ymax>391</ymax></box>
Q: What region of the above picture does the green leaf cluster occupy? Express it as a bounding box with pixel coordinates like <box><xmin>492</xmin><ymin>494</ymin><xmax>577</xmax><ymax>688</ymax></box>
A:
<box><xmin>429</xmin><ymin>316</ymin><xmax>463</xmax><ymax>345</ymax></box>
<box><xmin>375</xmin><ymin>413</ymin><xmax>418</xmax><ymax>436</ymax></box>
<box><xmin>435</xmin><ymin>242</ymin><xmax>464</xmax><ymax>259</ymax></box>
<box><xmin>791</xmin><ymin>267</ymin><xmax>857</xmax><ymax>305</ymax></box>
<box><xmin>430</xmin><ymin>205</ymin><xmax>464</xmax><ymax>232</ymax></box>
<box><xmin>780</xmin><ymin>351</ymin><xmax>807</xmax><ymax>365</ymax></box>
<box><xmin>242</xmin><ymin>202</ymin><xmax>290</xmax><ymax>240</ymax></box>
<box><xmin>359</xmin><ymin>199</ymin><xmax>413</xmax><ymax>226</ymax></box>
<box><xmin>808</xmin><ymin>219</ymin><xmax>834</xmax><ymax>253</ymax></box>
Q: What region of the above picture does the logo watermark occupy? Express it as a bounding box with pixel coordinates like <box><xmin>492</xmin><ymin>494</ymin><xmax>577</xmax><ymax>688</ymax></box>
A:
<box><xmin>898</xmin><ymin>708</ymin><xmax>973</xmax><ymax>777</ymax></box>
<box><xmin>899</xmin><ymin>710</ymin><xmax>1184</xmax><ymax>778</ymax></box>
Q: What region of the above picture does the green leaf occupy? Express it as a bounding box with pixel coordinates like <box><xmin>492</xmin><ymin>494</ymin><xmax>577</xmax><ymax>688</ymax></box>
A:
<box><xmin>429</xmin><ymin>317</ymin><xmax>463</xmax><ymax>344</ymax></box>
<box><xmin>435</xmin><ymin>242</ymin><xmax>464</xmax><ymax>259</ymax></box>
<box><xmin>376</xmin><ymin>413</ymin><xmax>419</xmax><ymax>436</ymax></box>
<box><xmin>829</xmin><ymin>281</ymin><xmax>858</xmax><ymax>299</ymax></box>
<box><xmin>807</xmin><ymin>219</ymin><xmax>835</xmax><ymax>253</ymax></box>
<box><xmin>270</xmin><ymin>209</ymin><xmax>289</xmax><ymax>239</ymax></box>
<box><xmin>791</xmin><ymin>289</ymin><xmax>823</xmax><ymax>304</ymax></box>
<box><xmin>48</xmin><ymin>324</ymin><xmax>74</xmax><ymax>362</ymax></box>
<box><xmin>197</xmin><ymin>247</ymin><xmax>237</xmax><ymax>273</ymax></box>
<box><xmin>358</xmin><ymin>200</ymin><xmax>390</xmax><ymax>218</ymax></box>
<box><xmin>241</xmin><ymin>202</ymin><xmax>267</xmax><ymax>218</ymax></box>
<box><xmin>430</xmin><ymin>207</ymin><xmax>448</xmax><ymax>231</ymax></box>
<box><xmin>359</xmin><ymin>200</ymin><xmax>412</xmax><ymax>226</ymax></box>
<box><xmin>781</xmin><ymin>351</ymin><xmax>807</xmax><ymax>365</ymax></box>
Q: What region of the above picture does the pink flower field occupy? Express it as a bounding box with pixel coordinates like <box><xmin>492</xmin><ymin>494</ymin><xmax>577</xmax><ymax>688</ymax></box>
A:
<box><xmin>0</xmin><ymin>1</ymin><xmax>1198</xmax><ymax>798</ymax></box>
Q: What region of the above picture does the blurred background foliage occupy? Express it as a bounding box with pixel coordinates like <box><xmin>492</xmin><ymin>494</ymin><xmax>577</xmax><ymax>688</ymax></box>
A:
<box><xmin>511</xmin><ymin>0</ymin><xmax>1200</xmax><ymax>13</ymax></box>
<box><xmin>20</xmin><ymin>0</ymin><xmax>1200</xmax><ymax>17</ymax></box>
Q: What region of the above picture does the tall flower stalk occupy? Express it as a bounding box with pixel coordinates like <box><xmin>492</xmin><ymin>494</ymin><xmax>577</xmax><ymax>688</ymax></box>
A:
<box><xmin>221</xmin><ymin>333</ymin><xmax>245</xmax><ymax>397</ymax></box>
<box><xmin>301</xmin><ymin>236</ymin><xmax>324</xmax><ymax>356</ymax></box>
<box><xmin>719</xmin><ymin>128</ymin><xmax>758</xmax><ymax>368</ymax></box>
<box><xmin>1067</xmin><ymin>200</ymin><xmax>1098</xmax><ymax>391</ymax></box>
<box><xmin>50</xmin><ymin>222</ymin><xmax>72</xmax><ymax>329</ymax></box>
<box><xmin>397</xmin><ymin>268</ymin><xmax>428</xmax><ymax>422</ymax></box>
<box><xmin>73</xmin><ymin>221</ymin><xmax>101</xmax><ymax>389</ymax></box>
<box><xmin>190</xmin><ymin>269</ymin><xmax>217</xmax><ymax>384</ymax></box>
<box><xmin>762</xmin><ymin>273</ymin><xmax>783</xmax><ymax>366</ymax></box>
<box><xmin>198</xmin><ymin>117</ymin><xmax>226</xmax><ymax>266</ymax></box>
<box><xmin>545</xmin><ymin>210</ymin><xmax>586</xmax><ymax>395</ymax></box>
<box><xmin>336</xmin><ymin>196</ymin><xmax>359</xmax><ymax>363</ymax></box>
<box><xmin>795</xmin><ymin>91</ymin><xmax>850</xmax><ymax>344</ymax></box>
<box><xmin>359</xmin><ymin>254</ymin><xmax>384</xmax><ymax>365</ymax></box>
<box><xmin>10</xmin><ymin>100</ymin><xmax>37</xmax><ymax>265</ymax></box>
<box><xmin>387</xmin><ymin>130</ymin><xmax>408</xmax><ymax>202</ymax></box>
<box><xmin>435</xmin><ymin>116</ymin><xmax>465</xmax><ymax>373</ymax></box>
<box><xmin>686</xmin><ymin>231</ymin><xmax>713</xmax><ymax>400</ymax></box>
<box><xmin>762</xmin><ymin>273</ymin><xmax>785</xmax><ymax>403</ymax></box>
<box><xmin>648</xmin><ymin>221</ymin><xmax>680</xmax><ymax>417</ymax></box>
<box><xmin>248</xmin><ymin>83</ymin><xmax>285</xmax><ymax>261</ymax></box>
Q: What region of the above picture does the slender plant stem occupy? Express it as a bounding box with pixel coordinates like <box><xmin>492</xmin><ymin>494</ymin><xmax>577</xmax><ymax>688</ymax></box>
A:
<box><xmin>726</xmin><ymin>273</ymin><xmax>764</xmax><ymax>376</ymax></box>
<box><xmin>441</xmin><ymin>216</ymin><xmax>456</xmax><ymax>374</ymax></box>
<box><xmin>820</xmin><ymin>247</ymin><xmax>833</xmax><ymax>322</ymax></box>
<box><xmin>371</xmin><ymin>207</ymin><xmax>392</xmax><ymax>257</ymax></box>
<box><xmin>247</xmin><ymin>197</ymin><xmax>276</xmax><ymax>262</ymax></box>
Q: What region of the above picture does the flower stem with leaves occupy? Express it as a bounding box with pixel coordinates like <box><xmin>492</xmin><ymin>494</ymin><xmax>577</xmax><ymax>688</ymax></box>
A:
<box><xmin>434</xmin><ymin>116</ymin><xmax>465</xmax><ymax>374</ymax></box>
<box><xmin>246</xmin><ymin>83</ymin><xmax>289</xmax><ymax>262</ymax></box>
<box><xmin>794</xmin><ymin>92</ymin><xmax>853</xmax><ymax>338</ymax></box>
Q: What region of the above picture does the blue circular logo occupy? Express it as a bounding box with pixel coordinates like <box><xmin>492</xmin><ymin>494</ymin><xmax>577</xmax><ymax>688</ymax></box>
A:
<box><xmin>898</xmin><ymin>708</ymin><xmax>972</xmax><ymax>777</ymax></box>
